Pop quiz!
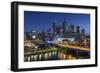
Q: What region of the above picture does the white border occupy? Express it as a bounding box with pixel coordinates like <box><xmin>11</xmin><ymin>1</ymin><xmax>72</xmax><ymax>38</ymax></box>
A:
<box><xmin>18</xmin><ymin>5</ymin><xmax>95</xmax><ymax>68</ymax></box>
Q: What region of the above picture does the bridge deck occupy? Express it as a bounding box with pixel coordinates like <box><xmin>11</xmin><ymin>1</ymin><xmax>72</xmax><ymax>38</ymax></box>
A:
<box><xmin>57</xmin><ymin>44</ymin><xmax>90</xmax><ymax>52</ymax></box>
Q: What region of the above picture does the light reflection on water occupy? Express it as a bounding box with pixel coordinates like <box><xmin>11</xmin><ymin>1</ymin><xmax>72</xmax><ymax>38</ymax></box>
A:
<box><xmin>24</xmin><ymin>50</ymin><xmax>80</xmax><ymax>62</ymax></box>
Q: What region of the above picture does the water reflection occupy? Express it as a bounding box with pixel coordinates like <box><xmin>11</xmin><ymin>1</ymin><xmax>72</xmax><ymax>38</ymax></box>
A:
<box><xmin>24</xmin><ymin>48</ymin><xmax>90</xmax><ymax>62</ymax></box>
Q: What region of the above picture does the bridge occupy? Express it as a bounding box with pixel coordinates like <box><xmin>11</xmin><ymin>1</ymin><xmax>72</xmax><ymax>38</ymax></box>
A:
<box><xmin>57</xmin><ymin>44</ymin><xmax>90</xmax><ymax>52</ymax></box>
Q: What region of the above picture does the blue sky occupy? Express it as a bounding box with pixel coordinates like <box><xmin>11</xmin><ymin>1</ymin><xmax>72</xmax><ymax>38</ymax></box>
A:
<box><xmin>24</xmin><ymin>11</ymin><xmax>90</xmax><ymax>35</ymax></box>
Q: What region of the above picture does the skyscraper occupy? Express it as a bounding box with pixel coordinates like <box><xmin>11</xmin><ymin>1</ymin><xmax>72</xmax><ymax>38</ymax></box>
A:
<box><xmin>62</xmin><ymin>20</ymin><xmax>66</xmax><ymax>37</ymax></box>
<box><xmin>81</xmin><ymin>28</ymin><xmax>86</xmax><ymax>40</ymax></box>
<box><xmin>52</xmin><ymin>22</ymin><xmax>56</xmax><ymax>39</ymax></box>
<box><xmin>31</xmin><ymin>30</ymin><xmax>37</xmax><ymax>39</ymax></box>
<box><xmin>76</xmin><ymin>26</ymin><xmax>80</xmax><ymax>34</ymax></box>
<box><xmin>81</xmin><ymin>28</ymin><xmax>85</xmax><ymax>36</ymax></box>
<box><xmin>70</xmin><ymin>24</ymin><xmax>75</xmax><ymax>32</ymax></box>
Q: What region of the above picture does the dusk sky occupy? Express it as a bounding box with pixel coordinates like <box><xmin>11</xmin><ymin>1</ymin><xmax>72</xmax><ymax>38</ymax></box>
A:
<box><xmin>24</xmin><ymin>11</ymin><xmax>90</xmax><ymax>35</ymax></box>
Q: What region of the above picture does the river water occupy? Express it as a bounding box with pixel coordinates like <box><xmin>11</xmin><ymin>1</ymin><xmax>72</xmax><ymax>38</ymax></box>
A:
<box><xmin>24</xmin><ymin>48</ymin><xmax>90</xmax><ymax>62</ymax></box>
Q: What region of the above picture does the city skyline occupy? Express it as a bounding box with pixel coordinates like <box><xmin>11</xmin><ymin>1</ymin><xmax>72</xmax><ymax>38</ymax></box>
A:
<box><xmin>24</xmin><ymin>11</ymin><xmax>90</xmax><ymax>35</ymax></box>
<box><xmin>24</xmin><ymin>11</ymin><xmax>91</xmax><ymax>62</ymax></box>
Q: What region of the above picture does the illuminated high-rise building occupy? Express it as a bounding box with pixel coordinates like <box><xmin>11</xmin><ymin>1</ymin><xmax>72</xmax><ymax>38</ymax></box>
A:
<box><xmin>31</xmin><ymin>30</ymin><xmax>36</xmax><ymax>39</ymax></box>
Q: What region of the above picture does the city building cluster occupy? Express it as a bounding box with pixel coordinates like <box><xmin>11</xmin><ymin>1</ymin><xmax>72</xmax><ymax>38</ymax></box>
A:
<box><xmin>24</xmin><ymin>20</ymin><xmax>90</xmax><ymax>48</ymax></box>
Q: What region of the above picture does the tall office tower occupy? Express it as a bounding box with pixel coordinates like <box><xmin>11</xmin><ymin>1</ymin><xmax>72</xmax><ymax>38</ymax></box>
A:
<box><xmin>56</xmin><ymin>26</ymin><xmax>60</xmax><ymax>35</ymax></box>
<box><xmin>41</xmin><ymin>29</ymin><xmax>45</xmax><ymax>41</ymax></box>
<box><xmin>65</xmin><ymin>24</ymin><xmax>69</xmax><ymax>37</ymax></box>
<box><xmin>68</xmin><ymin>24</ymin><xmax>75</xmax><ymax>37</ymax></box>
<box><xmin>65</xmin><ymin>24</ymin><xmax>68</xmax><ymax>32</ymax></box>
<box><xmin>70</xmin><ymin>24</ymin><xmax>75</xmax><ymax>32</ymax></box>
<box><xmin>81</xmin><ymin>28</ymin><xmax>86</xmax><ymax>39</ymax></box>
<box><xmin>52</xmin><ymin>22</ymin><xmax>56</xmax><ymax>40</ymax></box>
<box><xmin>62</xmin><ymin>20</ymin><xmax>66</xmax><ymax>37</ymax></box>
<box><xmin>52</xmin><ymin>22</ymin><xmax>56</xmax><ymax>35</ymax></box>
<box><xmin>31</xmin><ymin>30</ymin><xmax>37</xmax><ymax>39</ymax></box>
<box><xmin>81</xmin><ymin>28</ymin><xmax>85</xmax><ymax>35</ymax></box>
<box><xmin>76</xmin><ymin>26</ymin><xmax>80</xmax><ymax>34</ymax></box>
<box><xmin>76</xmin><ymin>26</ymin><xmax>81</xmax><ymax>44</ymax></box>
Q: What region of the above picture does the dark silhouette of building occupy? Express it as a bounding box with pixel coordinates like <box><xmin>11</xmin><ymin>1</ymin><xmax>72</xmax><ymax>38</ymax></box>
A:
<box><xmin>62</xmin><ymin>20</ymin><xmax>66</xmax><ymax>37</ymax></box>
<box><xmin>70</xmin><ymin>24</ymin><xmax>75</xmax><ymax>33</ymax></box>
<box><xmin>76</xmin><ymin>26</ymin><xmax>80</xmax><ymax>34</ymax></box>
<box><xmin>52</xmin><ymin>22</ymin><xmax>56</xmax><ymax>37</ymax></box>
<box><xmin>81</xmin><ymin>28</ymin><xmax>85</xmax><ymax>36</ymax></box>
<box><xmin>81</xmin><ymin>28</ymin><xmax>86</xmax><ymax>40</ymax></box>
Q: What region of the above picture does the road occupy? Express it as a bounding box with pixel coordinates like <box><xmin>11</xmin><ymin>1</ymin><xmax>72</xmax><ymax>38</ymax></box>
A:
<box><xmin>57</xmin><ymin>44</ymin><xmax>90</xmax><ymax>52</ymax></box>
